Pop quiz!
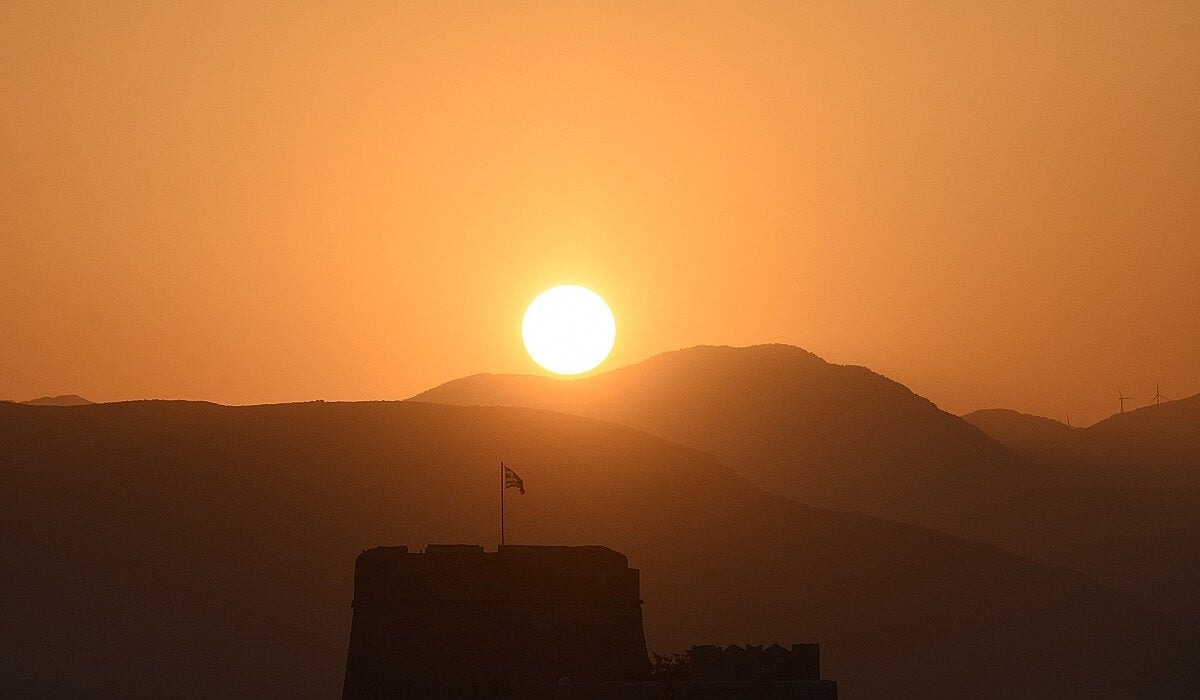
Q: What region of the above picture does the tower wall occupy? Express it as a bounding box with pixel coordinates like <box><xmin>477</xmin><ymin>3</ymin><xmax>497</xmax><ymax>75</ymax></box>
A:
<box><xmin>342</xmin><ymin>544</ymin><xmax>650</xmax><ymax>698</ymax></box>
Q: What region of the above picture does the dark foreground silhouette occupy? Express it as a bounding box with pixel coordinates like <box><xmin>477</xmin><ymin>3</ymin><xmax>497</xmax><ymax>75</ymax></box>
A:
<box><xmin>343</xmin><ymin>544</ymin><xmax>836</xmax><ymax>698</ymax></box>
<box><xmin>344</xmin><ymin>544</ymin><xmax>648</xmax><ymax>697</ymax></box>
<box><xmin>2</xmin><ymin>400</ymin><xmax>1198</xmax><ymax>697</ymax></box>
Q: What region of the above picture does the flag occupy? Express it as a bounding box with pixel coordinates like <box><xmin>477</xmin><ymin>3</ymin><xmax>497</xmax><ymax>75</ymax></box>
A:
<box><xmin>503</xmin><ymin>464</ymin><xmax>526</xmax><ymax>495</ymax></box>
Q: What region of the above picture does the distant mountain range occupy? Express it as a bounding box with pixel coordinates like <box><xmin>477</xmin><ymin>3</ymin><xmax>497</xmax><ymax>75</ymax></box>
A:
<box><xmin>961</xmin><ymin>407</ymin><xmax>1073</xmax><ymax>448</ymax></box>
<box><xmin>15</xmin><ymin>394</ymin><xmax>94</xmax><ymax>406</ymax></box>
<box><xmin>413</xmin><ymin>345</ymin><xmax>1200</xmax><ymax>553</ymax></box>
<box><xmin>413</xmin><ymin>344</ymin><xmax>1200</xmax><ymax>627</ymax></box>
<box><xmin>2</xmin><ymin>399</ymin><xmax>1196</xmax><ymax>697</ymax></box>
<box><xmin>965</xmin><ymin>397</ymin><xmax>1200</xmax><ymax>483</ymax></box>
<box><xmin>415</xmin><ymin>345</ymin><xmax>1025</xmax><ymax>542</ymax></box>
<box><xmin>967</xmin><ymin>396</ymin><xmax>1200</xmax><ymax>625</ymax></box>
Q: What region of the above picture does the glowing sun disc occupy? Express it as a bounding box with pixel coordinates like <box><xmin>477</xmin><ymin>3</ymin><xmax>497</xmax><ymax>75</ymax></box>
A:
<box><xmin>522</xmin><ymin>285</ymin><xmax>616</xmax><ymax>375</ymax></box>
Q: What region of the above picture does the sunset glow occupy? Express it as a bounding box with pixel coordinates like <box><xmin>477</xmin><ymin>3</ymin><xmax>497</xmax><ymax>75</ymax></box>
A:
<box><xmin>3</xmin><ymin>3</ymin><xmax>1200</xmax><ymax>697</ymax></box>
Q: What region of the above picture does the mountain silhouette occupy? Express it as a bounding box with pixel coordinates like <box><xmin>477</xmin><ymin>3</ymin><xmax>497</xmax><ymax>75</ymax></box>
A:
<box><xmin>968</xmin><ymin>395</ymin><xmax>1200</xmax><ymax>625</ymax></box>
<box><xmin>21</xmin><ymin>394</ymin><xmax>93</xmax><ymax>406</ymax></box>
<box><xmin>413</xmin><ymin>344</ymin><xmax>1195</xmax><ymax>553</ymax></box>
<box><xmin>962</xmin><ymin>408</ymin><xmax>1073</xmax><ymax>449</ymax></box>
<box><xmin>2</xmin><ymin>400</ymin><xmax>1197</xmax><ymax>697</ymax></box>
<box><xmin>1072</xmin><ymin>393</ymin><xmax>1200</xmax><ymax>490</ymax></box>
<box><xmin>966</xmin><ymin>395</ymin><xmax>1200</xmax><ymax>489</ymax></box>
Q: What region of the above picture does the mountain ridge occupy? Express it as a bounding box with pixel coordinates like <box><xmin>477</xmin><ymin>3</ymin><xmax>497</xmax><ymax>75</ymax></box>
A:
<box><xmin>3</xmin><ymin>399</ymin><xmax>1198</xmax><ymax>697</ymax></box>
<box><xmin>19</xmin><ymin>394</ymin><xmax>94</xmax><ymax>406</ymax></box>
<box><xmin>968</xmin><ymin>395</ymin><xmax>1200</xmax><ymax>622</ymax></box>
<box><xmin>414</xmin><ymin>344</ymin><xmax>1156</xmax><ymax>551</ymax></box>
<box><xmin>962</xmin><ymin>407</ymin><xmax>1074</xmax><ymax>447</ymax></box>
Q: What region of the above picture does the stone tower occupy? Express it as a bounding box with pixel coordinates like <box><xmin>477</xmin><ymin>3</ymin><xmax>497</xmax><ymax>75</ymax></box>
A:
<box><xmin>342</xmin><ymin>544</ymin><xmax>650</xmax><ymax>698</ymax></box>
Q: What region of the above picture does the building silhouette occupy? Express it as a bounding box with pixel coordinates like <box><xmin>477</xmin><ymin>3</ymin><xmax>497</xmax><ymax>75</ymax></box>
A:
<box><xmin>342</xmin><ymin>545</ymin><xmax>836</xmax><ymax>699</ymax></box>
<box><xmin>683</xmin><ymin>644</ymin><xmax>835</xmax><ymax>698</ymax></box>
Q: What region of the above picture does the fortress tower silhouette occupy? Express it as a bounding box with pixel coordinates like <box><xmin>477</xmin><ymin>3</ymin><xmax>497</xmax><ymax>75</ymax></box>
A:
<box><xmin>342</xmin><ymin>544</ymin><xmax>651</xmax><ymax>698</ymax></box>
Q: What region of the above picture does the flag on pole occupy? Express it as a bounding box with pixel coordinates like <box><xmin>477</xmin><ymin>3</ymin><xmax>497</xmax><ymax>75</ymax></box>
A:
<box><xmin>503</xmin><ymin>464</ymin><xmax>526</xmax><ymax>495</ymax></box>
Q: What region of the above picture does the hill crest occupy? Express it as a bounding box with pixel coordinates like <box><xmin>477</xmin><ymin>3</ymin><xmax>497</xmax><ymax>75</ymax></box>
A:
<box><xmin>2</xmin><ymin>398</ymin><xmax>1197</xmax><ymax>697</ymax></box>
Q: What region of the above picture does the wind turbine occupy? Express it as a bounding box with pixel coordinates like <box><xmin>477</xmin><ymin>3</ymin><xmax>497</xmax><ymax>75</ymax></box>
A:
<box><xmin>1118</xmin><ymin>389</ymin><xmax>1132</xmax><ymax>413</ymax></box>
<box><xmin>1150</xmin><ymin>381</ymin><xmax>1170</xmax><ymax>405</ymax></box>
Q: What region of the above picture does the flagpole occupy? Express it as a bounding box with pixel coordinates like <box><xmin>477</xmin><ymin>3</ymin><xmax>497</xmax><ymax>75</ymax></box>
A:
<box><xmin>500</xmin><ymin>460</ymin><xmax>505</xmax><ymax>547</ymax></box>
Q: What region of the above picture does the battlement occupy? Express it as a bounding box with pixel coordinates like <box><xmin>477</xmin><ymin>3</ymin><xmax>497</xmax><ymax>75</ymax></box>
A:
<box><xmin>352</xmin><ymin>544</ymin><xmax>641</xmax><ymax>608</ymax></box>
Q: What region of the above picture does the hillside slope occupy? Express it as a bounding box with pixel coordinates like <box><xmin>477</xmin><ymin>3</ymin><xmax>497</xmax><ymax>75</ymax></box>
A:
<box><xmin>414</xmin><ymin>345</ymin><xmax>1191</xmax><ymax>550</ymax></box>
<box><xmin>968</xmin><ymin>396</ymin><xmax>1200</xmax><ymax>623</ymax></box>
<box><xmin>962</xmin><ymin>408</ymin><xmax>1073</xmax><ymax>448</ymax></box>
<box><xmin>2</xmin><ymin>400</ymin><xmax>1196</xmax><ymax>697</ymax></box>
<box><xmin>1076</xmin><ymin>394</ymin><xmax>1200</xmax><ymax>490</ymax></box>
<box><xmin>965</xmin><ymin>395</ymin><xmax>1200</xmax><ymax>491</ymax></box>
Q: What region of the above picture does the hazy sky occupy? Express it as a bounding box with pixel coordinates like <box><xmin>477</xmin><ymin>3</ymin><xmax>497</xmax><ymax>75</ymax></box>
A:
<box><xmin>2</xmin><ymin>1</ymin><xmax>1197</xmax><ymax>425</ymax></box>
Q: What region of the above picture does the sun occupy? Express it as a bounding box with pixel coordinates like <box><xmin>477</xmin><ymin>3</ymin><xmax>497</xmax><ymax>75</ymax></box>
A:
<box><xmin>522</xmin><ymin>285</ymin><xmax>616</xmax><ymax>375</ymax></box>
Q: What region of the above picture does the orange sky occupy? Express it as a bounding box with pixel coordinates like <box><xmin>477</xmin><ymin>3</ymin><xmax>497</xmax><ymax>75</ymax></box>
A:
<box><xmin>2</xmin><ymin>2</ymin><xmax>1197</xmax><ymax>425</ymax></box>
